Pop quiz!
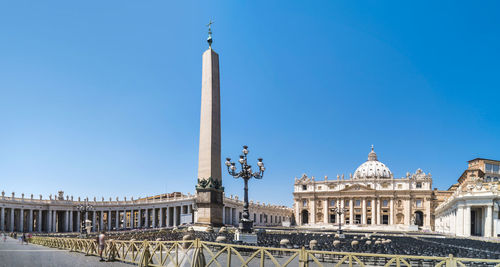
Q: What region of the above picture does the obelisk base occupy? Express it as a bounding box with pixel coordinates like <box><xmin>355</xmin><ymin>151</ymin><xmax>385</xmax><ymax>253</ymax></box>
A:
<box><xmin>195</xmin><ymin>188</ymin><xmax>224</xmax><ymax>227</ymax></box>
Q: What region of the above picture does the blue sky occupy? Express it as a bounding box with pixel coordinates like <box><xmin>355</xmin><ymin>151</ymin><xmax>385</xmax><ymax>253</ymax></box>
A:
<box><xmin>0</xmin><ymin>1</ymin><xmax>499</xmax><ymax>206</ymax></box>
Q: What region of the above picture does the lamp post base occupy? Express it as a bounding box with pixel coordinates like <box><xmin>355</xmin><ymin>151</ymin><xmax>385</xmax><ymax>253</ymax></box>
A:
<box><xmin>239</xmin><ymin>219</ymin><xmax>254</xmax><ymax>233</ymax></box>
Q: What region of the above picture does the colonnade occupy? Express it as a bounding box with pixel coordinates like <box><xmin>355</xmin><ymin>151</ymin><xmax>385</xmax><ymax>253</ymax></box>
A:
<box><xmin>436</xmin><ymin>201</ymin><xmax>498</xmax><ymax>237</ymax></box>
<box><xmin>0</xmin><ymin>203</ymin><xmax>193</xmax><ymax>233</ymax></box>
<box><xmin>222</xmin><ymin>206</ymin><xmax>287</xmax><ymax>226</ymax></box>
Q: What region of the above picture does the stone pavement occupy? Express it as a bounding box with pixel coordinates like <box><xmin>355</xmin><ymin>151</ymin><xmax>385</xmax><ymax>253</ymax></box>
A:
<box><xmin>0</xmin><ymin>236</ymin><xmax>132</xmax><ymax>267</ymax></box>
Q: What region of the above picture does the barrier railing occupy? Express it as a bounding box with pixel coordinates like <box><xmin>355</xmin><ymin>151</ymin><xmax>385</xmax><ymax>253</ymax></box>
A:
<box><xmin>30</xmin><ymin>236</ymin><xmax>500</xmax><ymax>267</ymax></box>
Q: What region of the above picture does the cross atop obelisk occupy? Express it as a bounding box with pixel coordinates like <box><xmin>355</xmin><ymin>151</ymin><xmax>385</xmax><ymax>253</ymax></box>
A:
<box><xmin>195</xmin><ymin>20</ymin><xmax>224</xmax><ymax>226</ymax></box>
<box><xmin>207</xmin><ymin>20</ymin><xmax>214</xmax><ymax>48</ymax></box>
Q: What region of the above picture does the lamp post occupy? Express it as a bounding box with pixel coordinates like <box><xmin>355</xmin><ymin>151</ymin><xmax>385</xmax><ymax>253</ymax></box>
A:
<box><xmin>225</xmin><ymin>145</ymin><xmax>265</xmax><ymax>233</ymax></box>
<box><xmin>331</xmin><ymin>205</ymin><xmax>347</xmax><ymax>237</ymax></box>
<box><xmin>76</xmin><ymin>201</ymin><xmax>94</xmax><ymax>236</ymax></box>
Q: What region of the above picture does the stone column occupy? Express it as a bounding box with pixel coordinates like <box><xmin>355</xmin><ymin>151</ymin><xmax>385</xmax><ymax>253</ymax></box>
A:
<box><xmin>485</xmin><ymin>205</ymin><xmax>493</xmax><ymax>237</ymax></box>
<box><xmin>404</xmin><ymin>199</ymin><xmax>411</xmax><ymax>225</ymax></box>
<box><xmin>376</xmin><ymin>198</ymin><xmax>381</xmax><ymax>224</ymax></box>
<box><xmin>159</xmin><ymin>208</ymin><xmax>163</xmax><ymax>227</ymax></box>
<box><xmin>138</xmin><ymin>209</ymin><xmax>142</xmax><ymax>228</ymax></box>
<box><xmin>52</xmin><ymin>210</ymin><xmax>56</xmax><ymax>232</ymax></box>
<box><xmin>64</xmin><ymin>210</ymin><xmax>69</xmax><ymax>232</ymax></box>
<box><xmin>46</xmin><ymin>210</ymin><xmax>50</xmax><ymax>233</ymax></box>
<box><xmin>115</xmin><ymin>211</ymin><xmax>119</xmax><ymax>230</ymax></box>
<box><xmin>323</xmin><ymin>199</ymin><xmax>328</xmax><ymax>224</ymax></box>
<box><xmin>425</xmin><ymin>198</ymin><xmax>431</xmax><ymax>228</ymax></box>
<box><xmin>130</xmin><ymin>210</ymin><xmax>134</xmax><ymax>229</ymax></box>
<box><xmin>371</xmin><ymin>198</ymin><xmax>376</xmax><ymax>225</ymax></box>
<box><xmin>222</xmin><ymin>207</ymin><xmax>225</xmax><ymax>225</ymax></box>
<box><xmin>108</xmin><ymin>211</ymin><xmax>112</xmax><ymax>230</ymax></box>
<box><xmin>19</xmin><ymin>209</ymin><xmax>24</xmax><ymax>232</ymax></box>
<box><xmin>464</xmin><ymin>206</ymin><xmax>471</xmax><ymax>237</ymax></box>
<box><xmin>349</xmin><ymin>199</ymin><xmax>354</xmax><ymax>225</ymax></box>
<box><xmin>340</xmin><ymin>198</ymin><xmax>345</xmax><ymax>224</ymax></box>
<box><xmin>76</xmin><ymin>211</ymin><xmax>80</xmax><ymax>233</ymax></box>
<box><xmin>389</xmin><ymin>198</ymin><xmax>394</xmax><ymax>225</ymax></box>
<box><xmin>145</xmin><ymin>209</ymin><xmax>149</xmax><ymax>228</ymax></box>
<box><xmin>166</xmin><ymin>207</ymin><xmax>170</xmax><ymax>227</ymax></box>
<box><xmin>152</xmin><ymin>208</ymin><xmax>156</xmax><ymax>228</ymax></box>
<box><xmin>0</xmin><ymin>207</ymin><xmax>4</xmax><ymax>231</ymax></box>
<box><xmin>91</xmin><ymin>211</ymin><xmax>96</xmax><ymax>232</ymax></box>
<box><xmin>174</xmin><ymin>206</ymin><xmax>178</xmax><ymax>226</ymax></box>
<box><xmin>69</xmin><ymin>211</ymin><xmax>73</xmax><ymax>232</ymax></box>
<box><xmin>362</xmin><ymin>198</ymin><xmax>367</xmax><ymax>224</ymax></box>
<box><xmin>38</xmin><ymin>210</ymin><xmax>43</xmax><ymax>232</ymax></box>
<box><xmin>10</xmin><ymin>208</ymin><xmax>15</xmax><ymax>232</ymax></box>
<box><xmin>99</xmin><ymin>211</ymin><xmax>104</xmax><ymax>231</ymax></box>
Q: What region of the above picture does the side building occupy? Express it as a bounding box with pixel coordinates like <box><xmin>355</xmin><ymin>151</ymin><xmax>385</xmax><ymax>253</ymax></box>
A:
<box><xmin>293</xmin><ymin>146</ymin><xmax>445</xmax><ymax>231</ymax></box>
<box><xmin>0</xmin><ymin>190</ymin><xmax>292</xmax><ymax>233</ymax></box>
<box><xmin>435</xmin><ymin>158</ymin><xmax>500</xmax><ymax>238</ymax></box>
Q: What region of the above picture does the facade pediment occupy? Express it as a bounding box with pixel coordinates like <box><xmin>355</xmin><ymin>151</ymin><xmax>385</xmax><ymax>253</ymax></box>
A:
<box><xmin>340</xmin><ymin>184</ymin><xmax>375</xmax><ymax>192</ymax></box>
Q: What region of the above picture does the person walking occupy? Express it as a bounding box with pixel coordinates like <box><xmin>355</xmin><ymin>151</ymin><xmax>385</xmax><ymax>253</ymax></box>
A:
<box><xmin>98</xmin><ymin>231</ymin><xmax>106</xmax><ymax>261</ymax></box>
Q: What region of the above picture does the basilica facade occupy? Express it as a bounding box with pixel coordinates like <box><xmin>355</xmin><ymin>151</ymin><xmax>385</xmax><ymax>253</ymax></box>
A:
<box><xmin>293</xmin><ymin>147</ymin><xmax>443</xmax><ymax>230</ymax></box>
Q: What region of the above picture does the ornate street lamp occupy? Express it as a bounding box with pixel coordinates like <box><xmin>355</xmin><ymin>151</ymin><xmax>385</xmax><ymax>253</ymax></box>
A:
<box><xmin>331</xmin><ymin>205</ymin><xmax>347</xmax><ymax>237</ymax></box>
<box><xmin>225</xmin><ymin>145</ymin><xmax>265</xmax><ymax>233</ymax></box>
<box><xmin>76</xmin><ymin>201</ymin><xmax>94</xmax><ymax>236</ymax></box>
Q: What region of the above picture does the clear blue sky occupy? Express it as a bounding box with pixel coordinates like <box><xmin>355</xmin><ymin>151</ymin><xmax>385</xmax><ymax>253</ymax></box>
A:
<box><xmin>1</xmin><ymin>1</ymin><xmax>499</xmax><ymax>206</ymax></box>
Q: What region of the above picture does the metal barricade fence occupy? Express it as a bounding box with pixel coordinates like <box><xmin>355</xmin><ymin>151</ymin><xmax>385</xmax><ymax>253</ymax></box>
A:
<box><xmin>30</xmin><ymin>236</ymin><xmax>500</xmax><ymax>267</ymax></box>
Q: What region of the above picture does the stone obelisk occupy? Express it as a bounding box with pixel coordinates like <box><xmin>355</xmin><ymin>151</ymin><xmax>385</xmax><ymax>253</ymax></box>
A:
<box><xmin>195</xmin><ymin>22</ymin><xmax>224</xmax><ymax>226</ymax></box>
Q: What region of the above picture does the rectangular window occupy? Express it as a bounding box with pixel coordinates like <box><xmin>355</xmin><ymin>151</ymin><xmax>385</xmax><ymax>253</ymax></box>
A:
<box><xmin>302</xmin><ymin>185</ymin><xmax>307</xmax><ymax>191</ymax></box>
<box><xmin>416</xmin><ymin>182</ymin><xmax>422</xmax><ymax>189</ymax></box>
<box><xmin>494</xmin><ymin>164</ymin><xmax>500</xmax><ymax>174</ymax></box>
<box><xmin>355</xmin><ymin>200</ymin><xmax>361</xmax><ymax>207</ymax></box>
<box><xmin>367</xmin><ymin>200</ymin><xmax>371</xmax><ymax>207</ymax></box>
<box><xmin>416</xmin><ymin>199</ymin><xmax>422</xmax><ymax>207</ymax></box>
<box><xmin>330</xmin><ymin>200</ymin><xmax>336</xmax><ymax>207</ymax></box>
<box><xmin>486</xmin><ymin>163</ymin><xmax>493</xmax><ymax>172</ymax></box>
<box><xmin>303</xmin><ymin>200</ymin><xmax>307</xmax><ymax>207</ymax></box>
<box><xmin>383</xmin><ymin>200</ymin><xmax>388</xmax><ymax>207</ymax></box>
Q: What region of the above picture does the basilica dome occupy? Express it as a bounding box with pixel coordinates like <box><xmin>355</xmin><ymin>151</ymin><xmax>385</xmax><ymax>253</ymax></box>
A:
<box><xmin>353</xmin><ymin>146</ymin><xmax>392</xmax><ymax>179</ymax></box>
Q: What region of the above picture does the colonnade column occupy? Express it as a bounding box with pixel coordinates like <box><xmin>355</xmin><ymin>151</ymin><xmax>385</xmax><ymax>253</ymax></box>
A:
<box><xmin>19</xmin><ymin>209</ymin><xmax>24</xmax><ymax>232</ymax></box>
<box><xmin>131</xmin><ymin>210</ymin><xmax>135</xmax><ymax>229</ymax></box>
<box><xmin>174</xmin><ymin>206</ymin><xmax>178</xmax><ymax>226</ymax></box>
<box><xmin>47</xmin><ymin>211</ymin><xmax>51</xmax><ymax>232</ymax></box>
<box><xmin>159</xmin><ymin>208</ymin><xmax>163</xmax><ymax>227</ymax></box>
<box><xmin>222</xmin><ymin>207</ymin><xmax>225</xmax><ymax>225</ymax></box>
<box><xmin>0</xmin><ymin>207</ymin><xmax>4</xmax><ymax>231</ymax></box>
<box><xmin>69</xmin><ymin>211</ymin><xmax>73</xmax><ymax>232</ymax></box>
<box><xmin>123</xmin><ymin>209</ymin><xmax>126</xmax><ymax>229</ymax></box>
<box><xmin>91</xmin><ymin>211</ymin><xmax>95</xmax><ymax>232</ymax></box>
<box><xmin>152</xmin><ymin>208</ymin><xmax>156</xmax><ymax>228</ymax></box>
<box><xmin>166</xmin><ymin>207</ymin><xmax>171</xmax><ymax>227</ymax></box>
<box><xmin>108</xmin><ymin>211</ymin><xmax>112</xmax><ymax>231</ymax></box>
<box><xmin>145</xmin><ymin>209</ymin><xmax>149</xmax><ymax>228</ymax></box>
<box><xmin>389</xmin><ymin>198</ymin><xmax>394</xmax><ymax>225</ymax></box>
<box><xmin>38</xmin><ymin>210</ymin><xmax>43</xmax><ymax>232</ymax></box>
<box><xmin>362</xmin><ymin>198</ymin><xmax>367</xmax><ymax>225</ymax></box>
<box><xmin>138</xmin><ymin>209</ymin><xmax>142</xmax><ymax>228</ymax></box>
<box><xmin>27</xmin><ymin>209</ymin><xmax>33</xmax><ymax>232</ymax></box>
<box><xmin>99</xmin><ymin>211</ymin><xmax>104</xmax><ymax>231</ymax></box>
<box><xmin>485</xmin><ymin>204</ymin><xmax>493</xmax><ymax>237</ymax></box>
<box><xmin>76</xmin><ymin>211</ymin><xmax>80</xmax><ymax>233</ymax></box>
<box><xmin>464</xmin><ymin>206</ymin><xmax>471</xmax><ymax>236</ymax></box>
<box><xmin>64</xmin><ymin>210</ymin><xmax>69</xmax><ymax>232</ymax></box>
<box><xmin>115</xmin><ymin>211</ymin><xmax>119</xmax><ymax>230</ymax></box>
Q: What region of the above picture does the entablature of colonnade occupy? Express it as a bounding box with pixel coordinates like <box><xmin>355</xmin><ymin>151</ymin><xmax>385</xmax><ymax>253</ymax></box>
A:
<box><xmin>0</xmin><ymin>192</ymin><xmax>196</xmax><ymax>210</ymax></box>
